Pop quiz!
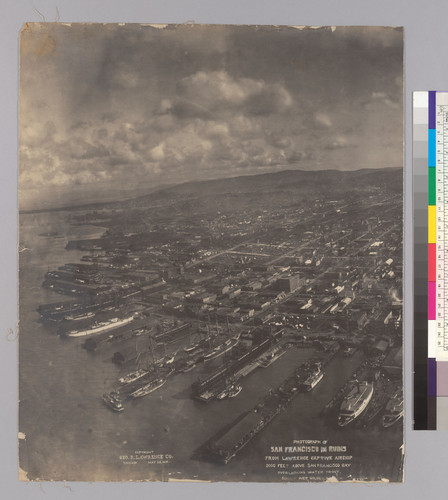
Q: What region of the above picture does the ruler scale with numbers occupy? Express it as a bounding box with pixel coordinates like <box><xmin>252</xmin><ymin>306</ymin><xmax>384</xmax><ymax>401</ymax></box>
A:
<box><xmin>414</xmin><ymin>90</ymin><xmax>448</xmax><ymax>430</ymax></box>
<box><xmin>435</xmin><ymin>95</ymin><xmax>448</xmax><ymax>360</ymax></box>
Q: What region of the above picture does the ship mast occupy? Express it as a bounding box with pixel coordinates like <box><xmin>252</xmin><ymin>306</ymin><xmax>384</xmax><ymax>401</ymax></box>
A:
<box><xmin>206</xmin><ymin>322</ymin><xmax>212</xmax><ymax>349</ymax></box>
<box><xmin>149</xmin><ymin>336</ymin><xmax>157</xmax><ymax>371</ymax></box>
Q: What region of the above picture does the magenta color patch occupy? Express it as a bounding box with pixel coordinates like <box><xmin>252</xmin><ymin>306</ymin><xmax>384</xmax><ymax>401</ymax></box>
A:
<box><xmin>429</xmin><ymin>281</ymin><xmax>436</xmax><ymax>320</ymax></box>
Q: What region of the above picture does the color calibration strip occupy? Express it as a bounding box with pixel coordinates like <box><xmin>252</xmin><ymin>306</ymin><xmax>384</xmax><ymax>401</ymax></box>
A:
<box><xmin>414</xmin><ymin>91</ymin><xmax>448</xmax><ymax>430</ymax></box>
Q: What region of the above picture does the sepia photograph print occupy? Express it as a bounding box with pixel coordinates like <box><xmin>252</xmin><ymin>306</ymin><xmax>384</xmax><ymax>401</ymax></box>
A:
<box><xmin>19</xmin><ymin>23</ymin><xmax>403</xmax><ymax>482</ymax></box>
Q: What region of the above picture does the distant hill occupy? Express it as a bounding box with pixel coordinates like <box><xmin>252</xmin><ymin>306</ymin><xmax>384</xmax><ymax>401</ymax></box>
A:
<box><xmin>21</xmin><ymin>167</ymin><xmax>402</xmax><ymax>214</ymax></box>
<box><xmin>115</xmin><ymin>167</ymin><xmax>402</xmax><ymax>215</ymax></box>
<box><xmin>142</xmin><ymin>167</ymin><xmax>402</xmax><ymax>201</ymax></box>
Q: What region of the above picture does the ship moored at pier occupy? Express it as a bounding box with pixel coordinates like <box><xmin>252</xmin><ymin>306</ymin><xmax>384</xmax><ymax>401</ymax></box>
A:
<box><xmin>301</xmin><ymin>362</ymin><xmax>324</xmax><ymax>392</ymax></box>
<box><xmin>338</xmin><ymin>381</ymin><xmax>374</xmax><ymax>427</ymax></box>
<box><xmin>129</xmin><ymin>377</ymin><xmax>166</xmax><ymax>399</ymax></box>
<box><xmin>63</xmin><ymin>314</ymin><xmax>135</xmax><ymax>338</ymax></box>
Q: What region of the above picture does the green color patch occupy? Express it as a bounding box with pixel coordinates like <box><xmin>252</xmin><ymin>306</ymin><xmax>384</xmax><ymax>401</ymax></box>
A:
<box><xmin>429</xmin><ymin>167</ymin><xmax>436</xmax><ymax>206</ymax></box>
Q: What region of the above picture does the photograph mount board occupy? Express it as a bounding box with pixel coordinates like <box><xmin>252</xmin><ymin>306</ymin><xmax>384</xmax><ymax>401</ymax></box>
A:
<box><xmin>18</xmin><ymin>23</ymin><xmax>404</xmax><ymax>482</ymax></box>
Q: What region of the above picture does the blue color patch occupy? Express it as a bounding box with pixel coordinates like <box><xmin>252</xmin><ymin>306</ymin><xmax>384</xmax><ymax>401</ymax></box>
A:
<box><xmin>429</xmin><ymin>128</ymin><xmax>436</xmax><ymax>167</ymax></box>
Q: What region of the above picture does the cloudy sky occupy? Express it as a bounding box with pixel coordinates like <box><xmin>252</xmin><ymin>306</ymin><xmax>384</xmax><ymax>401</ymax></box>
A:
<box><xmin>19</xmin><ymin>24</ymin><xmax>403</xmax><ymax>210</ymax></box>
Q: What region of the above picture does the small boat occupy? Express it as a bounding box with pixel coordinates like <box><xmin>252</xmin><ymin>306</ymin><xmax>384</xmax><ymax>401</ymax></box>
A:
<box><xmin>119</xmin><ymin>368</ymin><xmax>149</xmax><ymax>385</ymax></box>
<box><xmin>203</xmin><ymin>347</ymin><xmax>220</xmax><ymax>360</ymax></box>
<box><xmin>217</xmin><ymin>389</ymin><xmax>228</xmax><ymax>400</ymax></box>
<box><xmin>302</xmin><ymin>363</ymin><xmax>324</xmax><ymax>392</ymax></box>
<box><xmin>165</xmin><ymin>355</ymin><xmax>175</xmax><ymax>365</ymax></box>
<box><xmin>258</xmin><ymin>347</ymin><xmax>286</xmax><ymax>368</ymax></box>
<box><xmin>102</xmin><ymin>392</ymin><xmax>124</xmax><ymax>412</ymax></box>
<box><xmin>129</xmin><ymin>378</ymin><xmax>166</xmax><ymax>399</ymax></box>
<box><xmin>132</xmin><ymin>328</ymin><xmax>146</xmax><ymax>336</ymax></box>
<box><xmin>64</xmin><ymin>311</ymin><xmax>95</xmax><ymax>321</ymax></box>
<box><xmin>184</xmin><ymin>342</ymin><xmax>201</xmax><ymax>354</ymax></box>
<box><xmin>156</xmin><ymin>354</ymin><xmax>175</xmax><ymax>367</ymax></box>
<box><xmin>181</xmin><ymin>360</ymin><xmax>197</xmax><ymax>373</ymax></box>
<box><xmin>382</xmin><ymin>389</ymin><xmax>403</xmax><ymax>428</ymax></box>
<box><xmin>227</xmin><ymin>384</ymin><xmax>242</xmax><ymax>398</ymax></box>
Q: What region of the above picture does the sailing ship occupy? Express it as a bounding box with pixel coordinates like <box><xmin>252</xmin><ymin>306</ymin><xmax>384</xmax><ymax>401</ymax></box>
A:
<box><xmin>129</xmin><ymin>377</ymin><xmax>166</xmax><ymax>399</ymax></box>
<box><xmin>119</xmin><ymin>368</ymin><xmax>149</xmax><ymax>385</ymax></box>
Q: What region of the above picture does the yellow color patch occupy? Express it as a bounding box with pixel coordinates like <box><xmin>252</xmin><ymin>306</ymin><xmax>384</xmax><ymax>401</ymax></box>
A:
<box><xmin>428</xmin><ymin>205</ymin><xmax>436</xmax><ymax>243</ymax></box>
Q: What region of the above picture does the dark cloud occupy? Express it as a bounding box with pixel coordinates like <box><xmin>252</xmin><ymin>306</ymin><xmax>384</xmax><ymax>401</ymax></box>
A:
<box><xmin>172</xmin><ymin>70</ymin><xmax>292</xmax><ymax>119</ymax></box>
<box><xmin>286</xmin><ymin>151</ymin><xmax>309</xmax><ymax>163</ymax></box>
<box><xmin>71</xmin><ymin>121</ymin><xmax>91</xmax><ymax>130</ymax></box>
<box><xmin>245</xmin><ymin>84</ymin><xmax>292</xmax><ymax>115</ymax></box>
<box><xmin>267</xmin><ymin>132</ymin><xmax>292</xmax><ymax>149</ymax></box>
<box><xmin>170</xmin><ymin>99</ymin><xmax>214</xmax><ymax>120</ymax></box>
<box><xmin>69</xmin><ymin>140</ymin><xmax>110</xmax><ymax>160</ymax></box>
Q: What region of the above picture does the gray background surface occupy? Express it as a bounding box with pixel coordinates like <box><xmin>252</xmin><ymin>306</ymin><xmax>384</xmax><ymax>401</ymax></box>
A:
<box><xmin>0</xmin><ymin>0</ymin><xmax>443</xmax><ymax>498</ymax></box>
